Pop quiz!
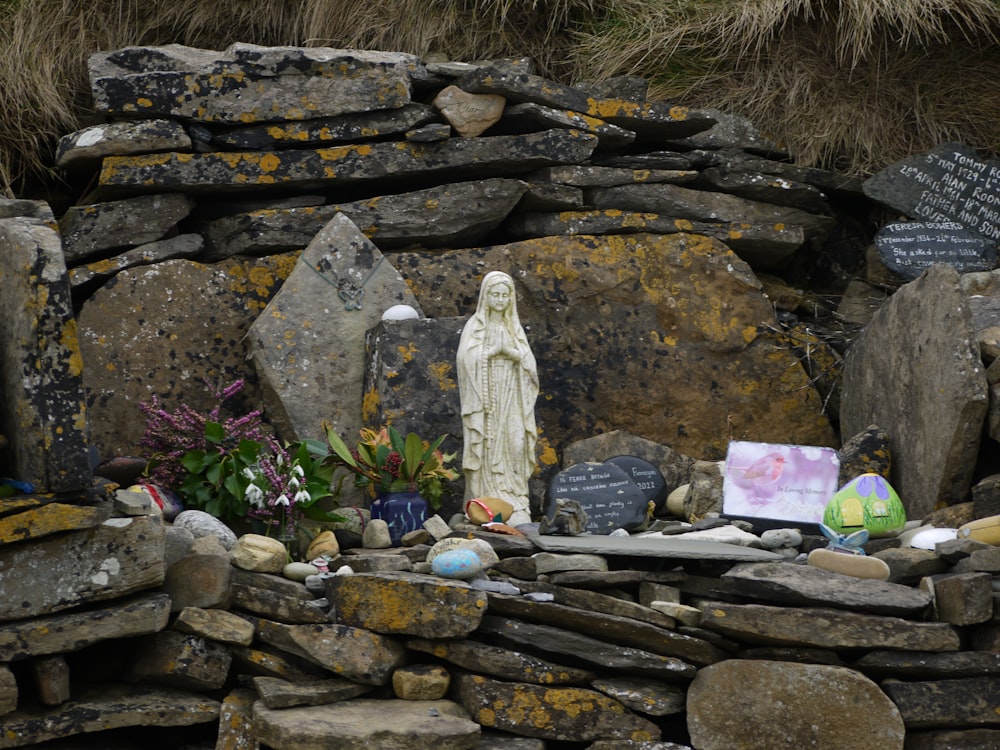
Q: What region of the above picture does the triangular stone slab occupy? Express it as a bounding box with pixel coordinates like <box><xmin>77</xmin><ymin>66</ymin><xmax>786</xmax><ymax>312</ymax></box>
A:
<box><xmin>248</xmin><ymin>213</ymin><xmax>420</xmax><ymax>442</ymax></box>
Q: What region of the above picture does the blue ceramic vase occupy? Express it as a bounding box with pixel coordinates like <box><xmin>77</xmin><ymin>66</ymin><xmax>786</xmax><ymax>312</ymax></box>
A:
<box><xmin>371</xmin><ymin>490</ymin><xmax>428</xmax><ymax>545</ymax></box>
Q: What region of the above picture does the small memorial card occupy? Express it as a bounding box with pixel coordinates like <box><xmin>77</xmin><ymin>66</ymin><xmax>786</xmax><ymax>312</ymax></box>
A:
<box><xmin>722</xmin><ymin>441</ymin><xmax>840</xmax><ymax>527</ymax></box>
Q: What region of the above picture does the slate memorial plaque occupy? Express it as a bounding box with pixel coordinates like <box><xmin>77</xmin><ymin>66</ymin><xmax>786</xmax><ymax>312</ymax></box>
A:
<box><xmin>722</xmin><ymin>441</ymin><xmax>840</xmax><ymax>530</ymax></box>
<box><xmin>607</xmin><ymin>454</ymin><xmax>668</xmax><ymax>512</ymax></box>
<box><xmin>875</xmin><ymin>221</ymin><xmax>997</xmax><ymax>280</ymax></box>
<box><xmin>546</xmin><ymin>461</ymin><xmax>649</xmax><ymax>535</ymax></box>
<box><xmin>863</xmin><ymin>143</ymin><xmax>1000</xmax><ymax>243</ymax></box>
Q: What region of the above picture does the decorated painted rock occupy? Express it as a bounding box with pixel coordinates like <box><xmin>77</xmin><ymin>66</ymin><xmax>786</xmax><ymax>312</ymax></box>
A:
<box><xmin>431</xmin><ymin>548</ymin><xmax>482</xmax><ymax>580</ymax></box>
<box><xmin>823</xmin><ymin>473</ymin><xmax>906</xmax><ymax>537</ymax></box>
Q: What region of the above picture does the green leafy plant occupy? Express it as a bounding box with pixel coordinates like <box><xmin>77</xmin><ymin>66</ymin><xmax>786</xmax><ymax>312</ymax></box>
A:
<box><xmin>324</xmin><ymin>424</ymin><xmax>458</xmax><ymax>510</ymax></box>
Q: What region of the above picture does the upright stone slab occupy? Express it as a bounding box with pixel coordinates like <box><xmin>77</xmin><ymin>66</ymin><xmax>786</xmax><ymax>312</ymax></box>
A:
<box><xmin>0</xmin><ymin>205</ymin><xmax>91</xmax><ymax>493</ymax></box>
<box><xmin>863</xmin><ymin>143</ymin><xmax>1000</xmax><ymax>243</ymax></box>
<box><xmin>248</xmin><ymin>213</ymin><xmax>420</xmax><ymax>443</ymax></box>
<box><xmin>841</xmin><ymin>265</ymin><xmax>988</xmax><ymax>519</ymax></box>
<box><xmin>0</xmin><ymin>515</ymin><xmax>165</xmax><ymax>621</ymax></box>
<box><xmin>89</xmin><ymin>43</ymin><xmax>416</xmax><ymax>124</ymax></box>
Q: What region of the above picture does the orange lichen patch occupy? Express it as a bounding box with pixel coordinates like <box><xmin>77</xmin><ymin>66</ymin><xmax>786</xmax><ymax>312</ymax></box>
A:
<box><xmin>477</xmin><ymin>707</ymin><xmax>497</xmax><ymax>726</ymax></box>
<box><xmin>669</xmin><ymin>105</ymin><xmax>690</xmax><ymax>120</ymax></box>
<box><xmin>136</xmin><ymin>97</ymin><xmax>153</xmax><ymax>108</ymax></box>
<box><xmin>59</xmin><ymin>320</ymin><xmax>84</xmax><ymax>377</ymax></box>
<box><xmin>397</xmin><ymin>343</ymin><xmax>417</xmax><ymax>363</ymax></box>
<box><xmin>428</xmin><ymin>361</ymin><xmax>456</xmax><ymax>391</ymax></box>
<box><xmin>0</xmin><ymin>503</ymin><xmax>106</xmax><ymax>544</ymax></box>
<box><xmin>361</xmin><ymin>387</ymin><xmax>380</xmax><ymax>422</ymax></box>
<box><xmin>633</xmin><ymin>169</ymin><xmax>652</xmax><ymax>181</ymax></box>
<box><xmin>259</xmin><ymin>153</ymin><xmax>281</xmax><ymax>173</ymax></box>
<box><xmin>536</xmin><ymin>436</ymin><xmax>558</xmax><ymax>467</ymax></box>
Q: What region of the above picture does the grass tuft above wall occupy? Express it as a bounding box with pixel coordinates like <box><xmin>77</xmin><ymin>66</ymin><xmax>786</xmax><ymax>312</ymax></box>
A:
<box><xmin>2</xmin><ymin>0</ymin><xmax>999</xmax><ymax>197</ymax></box>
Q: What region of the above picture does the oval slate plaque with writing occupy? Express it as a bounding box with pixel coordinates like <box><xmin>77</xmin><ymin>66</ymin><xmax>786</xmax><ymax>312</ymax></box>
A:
<box><xmin>875</xmin><ymin>221</ymin><xmax>996</xmax><ymax>281</ymax></box>
<box><xmin>546</xmin><ymin>462</ymin><xmax>649</xmax><ymax>534</ymax></box>
<box><xmin>607</xmin><ymin>454</ymin><xmax>667</xmax><ymax>512</ymax></box>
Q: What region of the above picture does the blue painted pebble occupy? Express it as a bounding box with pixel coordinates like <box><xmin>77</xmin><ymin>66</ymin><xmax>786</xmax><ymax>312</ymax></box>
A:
<box><xmin>431</xmin><ymin>548</ymin><xmax>482</xmax><ymax>580</ymax></box>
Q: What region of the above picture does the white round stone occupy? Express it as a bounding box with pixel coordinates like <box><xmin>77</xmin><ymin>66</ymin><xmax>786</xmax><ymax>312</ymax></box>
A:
<box><xmin>283</xmin><ymin>562</ymin><xmax>320</xmax><ymax>581</ymax></box>
<box><xmin>381</xmin><ymin>304</ymin><xmax>420</xmax><ymax>321</ymax></box>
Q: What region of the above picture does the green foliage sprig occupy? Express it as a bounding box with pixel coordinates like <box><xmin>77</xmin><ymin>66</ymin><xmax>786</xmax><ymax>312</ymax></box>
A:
<box><xmin>324</xmin><ymin>424</ymin><xmax>458</xmax><ymax>510</ymax></box>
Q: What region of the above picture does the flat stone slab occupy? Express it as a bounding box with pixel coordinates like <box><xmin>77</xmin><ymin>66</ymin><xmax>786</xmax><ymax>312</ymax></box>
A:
<box><xmin>98</xmin><ymin>129</ymin><xmax>597</xmax><ymax>195</ymax></box>
<box><xmin>253</xmin><ymin>698</ymin><xmax>480</xmax><ymax>750</ymax></box>
<box><xmin>529</xmin><ymin>533</ymin><xmax>783</xmax><ymax>561</ymax></box>
<box><xmin>0</xmin><ymin>684</ymin><xmax>219</xmax><ymax>748</ymax></box>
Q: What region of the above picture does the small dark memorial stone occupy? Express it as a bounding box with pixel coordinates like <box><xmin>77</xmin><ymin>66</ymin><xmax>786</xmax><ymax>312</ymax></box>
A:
<box><xmin>875</xmin><ymin>221</ymin><xmax>997</xmax><ymax>280</ymax></box>
<box><xmin>546</xmin><ymin>462</ymin><xmax>649</xmax><ymax>535</ymax></box>
<box><xmin>607</xmin><ymin>455</ymin><xmax>668</xmax><ymax>511</ymax></box>
<box><xmin>863</xmin><ymin>143</ymin><xmax>1000</xmax><ymax>243</ymax></box>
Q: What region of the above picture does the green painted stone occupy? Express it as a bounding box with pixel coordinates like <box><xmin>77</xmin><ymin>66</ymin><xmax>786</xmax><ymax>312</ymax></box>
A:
<box><xmin>823</xmin><ymin>473</ymin><xmax>906</xmax><ymax>536</ymax></box>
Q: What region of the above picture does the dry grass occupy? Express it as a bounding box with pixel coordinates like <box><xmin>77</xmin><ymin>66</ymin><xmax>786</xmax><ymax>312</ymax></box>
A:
<box><xmin>2</xmin><ymin>0</ymin><xmax>1000</xmax><ymax>196</ymax></box>
<box><xmin>571</xmin><ymin>0</ymin><xmax>1000</xmax><ymax>174</ymax></box>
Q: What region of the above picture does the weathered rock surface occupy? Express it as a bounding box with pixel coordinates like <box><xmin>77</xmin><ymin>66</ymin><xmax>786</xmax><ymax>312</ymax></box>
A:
<box><xmin>454</xmin><ymin>672</ymin><xmax>660</xmax><ymax>742</ymax></box>
<box><xmin>395</xmin><ymin>232</ymin><xmax>835</xmax><ymax>463</ymax></box>
<box><xmin>58</xmin><ymin>193</ymin><xmax>192</xmax><ymax>263</ymax></box>
<box><xmin>253</xmin><ymin>698</ymin><xmax>481</xmax><ymax>750</ymax></box>
<box><xmin>0</xmin><ymin>501</ymin><xmax>110</xmax><ymax>544</ymax></box>
<box><xmin>405</xmin><ymin>637</ymin><xmax>595</xmax><ymax>685</ymax></box>
<box><xmin>0</xmin><ymin>516</ymin><xmax>165</xmax><ymax>621</ymax></box>
<box><xmin>202</xmin><ymin>178</ymin><xmax>530</xmax><ymax>259</ymax></box>
<box><xmin>841</xmin><ymin>265</ymin><xmax>989</xmax><ymax>519</ymax></box>
<box><xmin>253</xmin><ymin>676</ymin><xmax>374</xmax><ymax>709</ymax></box>
<box><xmin>98</xmin><ymin>129</ymin><xmax>598</xmax><ymax>195</ymax></box>
<box><xmin>0</xmin><ymin>592</ymin><xmax>170</xmax><ymax>661</ymax></box>
<box><xmin>478</xmin><ymin>615</ymin><xmax>699</xmax><ymax>679</ymax></box>
<box><xmin>78</xmin><ymin>254</ymin><xmax>296</xmax><ymax>459</ymax></box>
<box><xmin>882</xmin><ymin>676</ymin><xmax>1000</xmax><ymax>729</ymax></box>
<box><xmin>324</xmin><ymin>571</ymin><xmax>488</xmax><ymax>637</ymax></box>
<box><xmin>131</xmin><ymin>630</ymin><xmax>233</xmax><ymax>690</ymax></box>
<box><xmin>253</xmin><ymin>619</ymin><xmax>406</xmax><ymax>685</ymax></box>
<box><xmin>89</xmin><ymin>44</ymin><xmax>417</xmax><ymax>124</ymax></box>
<box><xmin>0</xmin><ymin>210</ymin><xmax>91</xmax><ymax>493</ymax></box>
<box><xmin>0</xmin><ymin>685</ymin><xmax>219</xmax><ymax>749</ymax></box>
<box><xmin>247</xmin><ymin>213</ymin><xmax>420</xmax><ymax>443</ymax></box>
<box><xmin>721</xmin><ymin>561</ymin><xmax>932</xmax><ymax>616</ymax></box>
<box><xmin>700</xmin><ymin>602</ymin><xmax>961</xmax><ymax>651</ymax></box>
<box><xmin>687</xmin><ymin>659</ymin><xmax>905</xmax><ymax>750</ymax></box>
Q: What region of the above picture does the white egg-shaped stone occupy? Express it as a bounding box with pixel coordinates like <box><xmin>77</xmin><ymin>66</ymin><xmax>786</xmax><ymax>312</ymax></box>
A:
<box><xmin>381</xmin><ymin>304</ymin><xmax>420</xmax><ymax>321</ymax></box>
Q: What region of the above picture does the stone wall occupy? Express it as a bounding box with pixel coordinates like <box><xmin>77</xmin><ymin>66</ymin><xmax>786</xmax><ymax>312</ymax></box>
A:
<box><xmin>2</xmin><ymin>500</ymin><xmax>1000</xmax><ymax>749</ymax></box>
<box><xmin>3</xmin><ymin>40</ymin><xmax>1000</xmax><ymax>750</ymax></box>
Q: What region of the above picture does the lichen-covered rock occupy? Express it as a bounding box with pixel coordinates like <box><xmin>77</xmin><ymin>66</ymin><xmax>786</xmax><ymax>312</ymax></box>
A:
<box><xmin>0</xmin><ymin>516</ymin><xmax>165</xmax><ymax>622</ymax></box>
<box><xmin>324</xmin><ymin>571</ymin><xmax>488</xmax><ymax>638</ymax></box>
<box><xmin>453</xmin><ymin>673</ymin><xmax>660</xmax><ymax>742</ymax></box>
<box><xmin>78</xmin><ymin>254</ymin><xmax>296</xmax><ymax>458</ymax></box>
<box><xmin>89</xmin><ymin>44</ymin><xmax>417</xmax><ymax>124</ymax></box>
<box><xmin>0</xmin><ymin>210</ymin><xmax>91</xmax><ymax>493</ymax></box>
<box><xmin>98</xmin><ymin>129</ymin><xmax>597</xmax><ymax>194</ymax></box>
<box><xmin>394</xmin><ymin>233</ymin><xmax>836</xmax><ymax>467</ymax></box>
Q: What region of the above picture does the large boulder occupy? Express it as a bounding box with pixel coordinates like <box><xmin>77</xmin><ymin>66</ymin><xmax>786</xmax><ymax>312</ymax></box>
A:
<box><xmin>394</xmin><ymin>232</ymin><xmax>836</xmax><ymax>463</ymax></box>
<box><xmin>841</xmin><ymin>264</ymin><xmax>989</xmax><ymax>519</ymax></box>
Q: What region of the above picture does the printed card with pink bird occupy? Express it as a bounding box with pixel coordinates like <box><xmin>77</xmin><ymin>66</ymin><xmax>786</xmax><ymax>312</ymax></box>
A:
<box><xmin>722</xmin><ymin>441</ymin><xmax>840</xmax><ymax>526</ymax></box>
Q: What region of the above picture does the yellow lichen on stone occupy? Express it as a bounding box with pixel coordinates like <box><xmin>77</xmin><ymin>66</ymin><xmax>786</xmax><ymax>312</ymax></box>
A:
<box><xmin>397</xmin><ymin>343</ymin><xmax>417</xmax><ymax>363</ymax></box>
<box><xmin>428</xmin><ymin>361</ymin><xmax>455</xmax><ymax>391</ymax></box>
<box><xmin>669</xmin><ymin>105</ymin><xmax>690</xmax><ymax>120</ymax></box>
<box><xmin>361</xmin><ymin>387</ymin><xmax>380</xmax><ymax>422</ymax></box>
<box><xmin>478</xmin><ymin>707</ymin><xmax>497</xmax><ymax>726</ymax></box>
<box><xmin>536</xmin><ymin>436</ymin><xmax>558</xmax><ymax>467</ymax></box>
<box><xmin>59</xmin><ymin>320</ymin><xmax>84</xmax><ymax>377</ymax></box>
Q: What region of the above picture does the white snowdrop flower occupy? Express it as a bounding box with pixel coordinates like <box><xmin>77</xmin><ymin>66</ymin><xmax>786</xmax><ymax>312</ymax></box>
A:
<box><xmin>242</xmin><ymin>467</ymin><xmax>256</xmax><ymax>480</ymax></box>
<box><xmin>292</xmin><ymin>463</ymin><xmax>305</xmax><ymax>479</ymax></box>
<box><xmin>294</xmin><ymin>489</ymin><xmax>312</xmax><ymax>505</ymax></box>
<box><xmin>275</xmin><ymin>494</ymin><xmax>291</xmax><ymax>507</ymax></box>
<box><xmin>245</xmin><ymin>483</ymin><xmax>264</xmax><ymax>507</ymax></box>
<box><xmin>289</xmin><ymin>476</ymin><xmax>301</xmax><ymax>491</ymax></box>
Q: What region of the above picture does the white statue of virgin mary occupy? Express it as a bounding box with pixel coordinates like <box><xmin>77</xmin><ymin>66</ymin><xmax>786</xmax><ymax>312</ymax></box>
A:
<box><xmin>456</xmin><ymin>271</ymin><xmax>538</xmax><ymax>526</ymax></box>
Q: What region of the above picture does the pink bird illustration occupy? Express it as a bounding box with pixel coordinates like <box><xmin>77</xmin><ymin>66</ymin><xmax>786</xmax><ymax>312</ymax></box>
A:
<box><xmin>734</xmin><ymin>452</ymin><xmax>786</xmax><ymax>504</ymax></box>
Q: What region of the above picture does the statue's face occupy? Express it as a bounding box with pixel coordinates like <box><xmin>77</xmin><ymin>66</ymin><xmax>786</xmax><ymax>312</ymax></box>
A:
<box><xmin>487</xmin><ymin>284</ymin><xmax>511</xmax><ymax>313</ymax></box>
